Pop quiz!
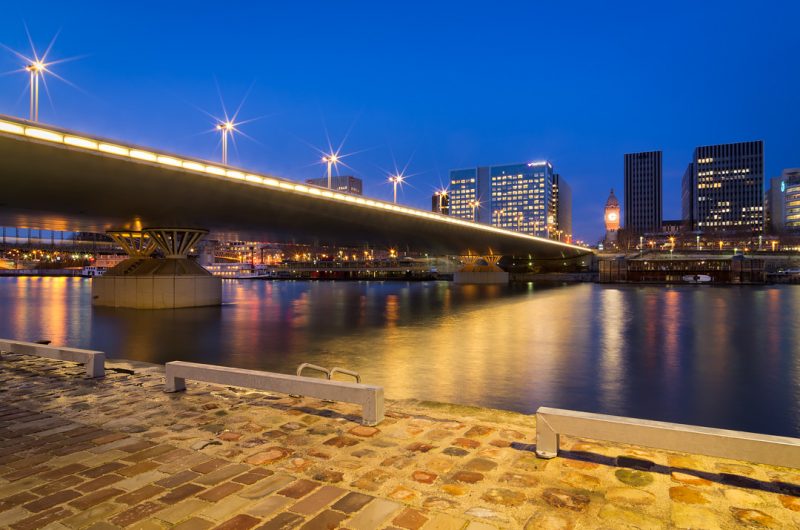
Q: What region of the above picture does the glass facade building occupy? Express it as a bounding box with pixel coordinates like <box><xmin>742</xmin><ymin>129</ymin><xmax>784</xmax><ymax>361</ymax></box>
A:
<box><xmin>783</xmin><ymin>169</ymin><xmax>800</xmax><ymax>232</ymax></box>
<box><xmin>449</xmin><ymin>162</ymin><xmax>562</xmax><ymax>238</ymax></box>
<box><xmin>682</xmin><ymin>141</ymin><xmax>764</xmax><ymax>234</ymax></box>
<box><xmin>624</xmin><ymin>151</ymin><xmax>662</xmax><ymax>234</ymax></box>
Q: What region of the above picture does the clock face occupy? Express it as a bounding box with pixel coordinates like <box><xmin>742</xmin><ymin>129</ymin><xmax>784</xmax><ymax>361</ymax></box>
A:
<box><xmin>607</xmin><ymin>212</ymin><xmax>618</xmax><ymax>222</ymax></box>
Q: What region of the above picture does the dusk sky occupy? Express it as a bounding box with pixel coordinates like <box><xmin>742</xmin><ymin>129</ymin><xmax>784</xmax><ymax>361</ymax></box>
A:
<box><xmin>1</xmin><ymin>1</ymin><xmax>798</xmax><ymax>242</ymax></box>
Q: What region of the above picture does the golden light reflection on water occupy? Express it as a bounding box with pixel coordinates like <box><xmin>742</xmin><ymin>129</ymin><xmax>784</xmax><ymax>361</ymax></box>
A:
<box><xmin>2</xmin><ymin>278</ymin><xmax>800</xmax><ymax>435</ymax></box>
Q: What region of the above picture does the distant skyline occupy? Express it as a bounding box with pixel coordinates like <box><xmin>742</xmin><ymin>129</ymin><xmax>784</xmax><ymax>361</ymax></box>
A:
<box><xmin>1</xmin><ymin>1</ymin><xmax>798</xmax><ymax>242</ymax></box>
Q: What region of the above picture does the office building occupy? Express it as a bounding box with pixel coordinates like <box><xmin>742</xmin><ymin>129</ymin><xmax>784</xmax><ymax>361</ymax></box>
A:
<box><xmin>431</xmin><ymin>190</ymin><xmax>449</xmax><ymax>215</ymax></box>
<box><xmin>681</xmin><ymin>163</ymin><xmax>694</xmax><ymax>229</ymax></box>
<box><xmin>765</xmin><ymin>176</ymin><xmax>785</xmax><ymax>234</ymax></box>
<box><xmin>552</xmin><ymin>174</ymin><xmax>572</xmax><ymax>242</ymax></box>
<box><xmin>624</xmin><ymin>151</ymin><xmax>662</xmax><ymax>234</ymax></box>
<box><xmin>681</xmin><ymin>141</ymin><xmax>764</xmax><ymax>234</ymax></box>
<box><xmin>305</xmin><ymin>175</ymin><xmax>363</xmax><ymax>195</ymax></box>
<box><xmin>449</xmin><ymin>167</ymin><xmax>489</xmax><ymax>222</ymax></box>
<box><xmin>450</xmin><ymin>162</ymin><xmax>557</xmax><ymax>237</ymax></box>
<box><xmin>783</xmin><ymin>169</ymin><xmax>800</xmax><ymax>233</ymax></box>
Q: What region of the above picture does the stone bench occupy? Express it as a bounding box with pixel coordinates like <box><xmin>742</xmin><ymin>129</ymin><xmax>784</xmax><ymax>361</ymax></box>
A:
<box><xmin>164</xmin><ymin>361</ymin><xmax>384</xmax><ymax>426</ymax></box>
<box><xmin>0</xmin><ymin>339</ymin><xmax>105</xmax><ymax>378</ymax></box>
<box><xmin>535</xmin><ymin>406</ymin><xmax>800</xmax><ymax>468</ymax></box>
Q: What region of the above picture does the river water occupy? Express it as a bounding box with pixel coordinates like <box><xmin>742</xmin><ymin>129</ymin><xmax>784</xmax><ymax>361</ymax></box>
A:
<box><xmin>1</xmin><ymin>277</ymin><xmax>799</xmax><ymax>437</ymax></box>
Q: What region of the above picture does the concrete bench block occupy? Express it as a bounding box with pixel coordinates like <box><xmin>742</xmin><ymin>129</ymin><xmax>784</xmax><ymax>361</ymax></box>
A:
<box><xmin>165</xmin><ymin>361</ymin><xmax>384</xmax><ymax>425</ymax></box>
<box><xmin>0</xmin><ymin>339</ymin><xmax>105</xmax><ymax>378</ymax></box>
<box><xmin>535</xmin><ymin>406</ymin><xmax>800</xmax><ymax>469</ymax></box>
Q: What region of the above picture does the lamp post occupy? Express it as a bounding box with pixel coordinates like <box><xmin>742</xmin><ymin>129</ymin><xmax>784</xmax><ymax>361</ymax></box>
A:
<box><xmin>215</xmin><ymin>121</ymin><xmax>234</xmax><ymax>165</ymax></box>
<box><xmin>25</xmin><ymin>61</ymin><xmax>45</xmax><ymax>121</ymax></box>
<box><xmin>468</xmin><ymin>199</ymin><xmax>480</xmax><ymax>222</ymax></box>
<box><xmin>493</xmin><ymin>208</ymin><xmax>505</xmax><ymax>227</ymax></box>
<box><xmin>388</xmin><ymin>174</ymin><xmax>404</xmax><ymax>203</ymax></box>
<box><xmin>322</xmin><ymin>153</ymin><xmax>339</xmax><ymax>189</ymax></box>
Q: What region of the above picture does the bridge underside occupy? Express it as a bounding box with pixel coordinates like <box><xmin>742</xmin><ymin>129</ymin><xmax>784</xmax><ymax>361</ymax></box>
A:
<box><xmin>0</xmin><ymin>118</ymin><xmax>590</xmax><ymax>261</ymax></box>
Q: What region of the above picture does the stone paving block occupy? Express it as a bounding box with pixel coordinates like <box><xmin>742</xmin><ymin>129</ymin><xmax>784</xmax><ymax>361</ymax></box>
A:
<box><xmin>115</xmin><ymin>470</ymin><xmax>169</xmax><ymax>491</ymax></box>
<box><xmin>116</xmin><ymin>484</ymin><xmax>166</xmax><ymax>505</ymax></box>
<box><xmin>118</xmin><ymin>461</ymin><xmax>161</xmax><ymax>478</ymax></box>
<box><xmin>23</xmin><ymin>489</ymin><xmax>81</xmax><ymax>513</ymax></box>
<box><xmin>298</xmin><ymin>508</ymin><xmax>347</xmax><ymax>529</ymax></box>
<box><xmin>331</xmin><ymin>491</ymin><xmax>374</xmax><ymax>514</ymax></box>
<box><xmin>346</xmin><ymin>498</ymin><xmax>403</xmax><ymax>529</ymax></box>
<box><xmin>172</xmin><ymin>517</ymin><xmax>216</xmax><ymax>530</ymax></box>
<box><xmin>61</xmin><ymin>501</ymin><xmax>124</xmax><ymax>529</ymax></box>
<box><xmin>9</xmin><ymin>505</ymin><xmax>74</xmax><ymax>530</ymax></box>
<box><xmin>159</xmin><ymin>483</ymin><xmax>205</xmax><ymax>504</ymax></box>
<box><xmin>289</xmin><ymin>485</ymin><xmax>347</xmax><ymax>515</ymax></box>
<box><xmin>239</xmin><ymin>474</ymin><xmax>295</xmax><ymax>499</ymax></box>
<box><xmin>69</xmin><ymin>487</ymin><xmax>124</xmax><ymax>510</ymax></box>
<box><xmin>30</xmin><ymin>474</ymin><xmax>84</xmax><ymax>497</ymax></box>
<box><xmin>155</xmin><ymin>469</ymin><xmax>201</xmax><ymax>488</ymax></box>
<box><xmin>153</xmin><ymin>498</ymin><xmax>211</xmax><ymax>524</ymax></box>
<box><xmin>277</xmin><ymin>479</ymin><xmax>319</xmax><ymax>499</ymax></box>
<box><xmin>195</xmin><ymin>464</ymin><xmax>251</xmax><ymax>486</ymax></box>
<box><xmin>257</xmin><ymin>512</ymin><xmax>305</xmax><ymax>530</ymax></box>
<box><xmin>199</xmin><ymin>481</ymin><xmax>245</xmax><ymax>502</ymax></box>
<box><xmin>246</xmin><ymin>495</ymin><xmax>292</xmax><ymax>518</ymax></box>
<box><xmin>393</xmin><ymin>507</ymin><xmax>429</xmax><ymax>530</ymax></box>
<box><xmin>198</xmin><ymin>491</ymin><xmax>257</xmax><ymax>522</ymax></box>
<box><xmin>213</xmin><ymin>513</ymin><xmax>261</xmax><ymax>530</ymax></box>
<box><xmin>110</xmin><ymin>501</ymin><xmax>165</xmax><ymax>527</ymax></box>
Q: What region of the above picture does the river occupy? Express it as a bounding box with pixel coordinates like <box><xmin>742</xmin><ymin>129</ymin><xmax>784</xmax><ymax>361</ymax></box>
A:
<box><xmin>2</xmin><ymin>277</ymin><xmax>798</xmax><ymax>437</ymax></box>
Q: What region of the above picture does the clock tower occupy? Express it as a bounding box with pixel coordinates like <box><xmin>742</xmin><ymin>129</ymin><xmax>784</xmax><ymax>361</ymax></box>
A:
<box><xmin>604</xmin><ymin>189</ymin><xmax>620</xmax><ymax>243</ymax></box>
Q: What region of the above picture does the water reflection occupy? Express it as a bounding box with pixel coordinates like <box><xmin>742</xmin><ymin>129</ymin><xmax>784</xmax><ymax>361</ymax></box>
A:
<box><xmin>1</xmin><ymin>278</ymin><xmax>799</xmax><ymax>436</ymax></box>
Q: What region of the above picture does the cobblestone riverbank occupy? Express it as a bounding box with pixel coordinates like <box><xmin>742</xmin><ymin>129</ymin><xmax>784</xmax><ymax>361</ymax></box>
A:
<box><xmin>1</xmin><ymin>354</ymin><xmax>799</xmax><ymax>529</ymax></box>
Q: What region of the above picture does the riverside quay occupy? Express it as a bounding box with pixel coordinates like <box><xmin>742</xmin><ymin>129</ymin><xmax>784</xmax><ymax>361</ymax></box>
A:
<box><xmin>0</xmin><ymin>347</ymin><xmax>799</xmax><ymax>529</ymax></box>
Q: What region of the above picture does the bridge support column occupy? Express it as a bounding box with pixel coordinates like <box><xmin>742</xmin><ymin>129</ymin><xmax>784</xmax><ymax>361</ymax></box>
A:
<box><xmin>453</xmin><ymin>255</ymin><xmax>509</xmax><ymax>284</ymax></box>
<box><xmin>92</xmin><ymin>228</ymin><xmax>222</xmax><ymax>309</ymax></box>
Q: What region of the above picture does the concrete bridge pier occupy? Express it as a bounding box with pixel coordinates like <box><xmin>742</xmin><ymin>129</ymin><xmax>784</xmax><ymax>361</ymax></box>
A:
<box><xmin>453</xmin><ymin>255</ymin><xmax>510</xmax><ymax>284</ymax></box>
<box><xmin>91</xmin><ymin>228</ymin><xmax>222</xmax><ymax>309</ymax></box>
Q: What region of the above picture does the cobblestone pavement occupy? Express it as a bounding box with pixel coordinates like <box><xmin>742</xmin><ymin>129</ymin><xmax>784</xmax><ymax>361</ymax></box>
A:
<box><xmin>0</xmin><ymin>354</ymin><xmax>799</xmax><ymax>529</ymax></box>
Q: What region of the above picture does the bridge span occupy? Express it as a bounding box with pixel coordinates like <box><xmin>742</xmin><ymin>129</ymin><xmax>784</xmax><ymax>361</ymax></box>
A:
<box><xmin>0</xmin><ymin>115</ymin><xmax>590</xmax><ymax>260</ymax></box>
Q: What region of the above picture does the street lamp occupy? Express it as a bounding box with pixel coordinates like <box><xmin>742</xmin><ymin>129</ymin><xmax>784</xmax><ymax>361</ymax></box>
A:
<box><xmin>493</xmin><ymin>208</ymin><xmax>505</xmax><ymax>227</ymax></box>
<box><xmin>322</xmin><ymin>153</ymin><xmax>340</xmax><ymax>189</ymax></box>
<box><xmin>25</xmin><ymin>60</ymin><xmax>45</xmax><ymax>122</ymax></box>
<box><xmin>515</xmin><ymin>212</ymin><xmax>524</xmax><ymax>232</ymax></box>
<box><xmin>468</xmin><ymin>199</ymin><xmax>480</xmax><ymax>222</ymax></box>
<box><xmin>216</xmin><ymin>121</ymin><xmax>235</xmax><ymax>165</ymax></box>
<box><xmin>388</xmin><ymin>174</ymin><xmax>404</xmax><ymax>203</ymax></box>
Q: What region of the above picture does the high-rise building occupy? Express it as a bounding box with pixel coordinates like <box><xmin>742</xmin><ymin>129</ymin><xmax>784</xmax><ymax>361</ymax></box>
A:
<box><xmin>305</xmin><ymin>175</ymin><xmax>363</xmax><ymax>195</ymax></box>
<box><xmin>552</xmin><ymin>174</ymin><xmax>572</xmax><ymax>242</ymax></box>
<box><xmin>782</xmin><ymin>169</ymin><xmax>800</xmax><ymax>233</ymax></box>
<box><xmin>449</xmin><ymin>162</ymin><xmax>557</xmax><ymax>237</ymax></box>
<box><xmin>448</xmin><ymin>167</ymin><xmax>489</xmax><ymax>222</ymax></box>
<box><xmin>431</xmin><ymin>190</ymin><xmax>449</xmax><ymax>215</ymax></box>
<box><xmin>683</xmin><ymin>141</ymin><xmax>764</xmax><ymax>234</ymax></box>
<box><xmin>681</xmin><ymin>163</ymin><xmax>694</xmax><ymax>229</ymax></box>
<box><xmin>624</xmin><ymin>151</ymin><xmax>662</xmax><ymax>234</ymax></box>
<box><xmin>765</xmin><ymin>176</ymin><xmax>786</xmax><ymax>235</ymax></box>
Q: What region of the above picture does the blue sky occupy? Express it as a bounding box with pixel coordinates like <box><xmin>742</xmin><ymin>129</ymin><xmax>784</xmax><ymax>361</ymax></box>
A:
<box><xmin>1</xmin><ymin>1</ymin><xmax>798</xmax><ymax>242</ymax></box>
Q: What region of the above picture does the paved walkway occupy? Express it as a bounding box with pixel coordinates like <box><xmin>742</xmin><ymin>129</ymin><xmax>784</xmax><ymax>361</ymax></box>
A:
<box><xmin>0</xmin><ymin>354</ymin><xmax>799</xmax><ymax>529</ymax></box>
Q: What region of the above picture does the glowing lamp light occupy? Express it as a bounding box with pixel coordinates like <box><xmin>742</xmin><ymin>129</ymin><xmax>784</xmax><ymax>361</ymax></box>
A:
<box><xmin>25</xmin><ymin>61</ymin><xmax>46</xmax><ymax>73</ymax></box>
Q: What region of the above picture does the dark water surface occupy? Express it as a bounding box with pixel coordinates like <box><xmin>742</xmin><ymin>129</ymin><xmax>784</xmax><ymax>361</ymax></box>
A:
<box><xmin>2</xmin><ymin>277</ymin><xmax>799</xmax><ymax>437</ymax></box>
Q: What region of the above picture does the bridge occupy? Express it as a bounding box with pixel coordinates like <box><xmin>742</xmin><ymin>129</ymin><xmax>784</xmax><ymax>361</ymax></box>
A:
<box><xmin>0</xmin><ymin>114</ymin><xmax>592</xmax><ymax>307</ymax></box>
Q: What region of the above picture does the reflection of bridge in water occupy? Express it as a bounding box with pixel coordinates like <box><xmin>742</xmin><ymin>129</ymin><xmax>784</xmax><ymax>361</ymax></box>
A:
<box><xmin>0</xmin><ymin>114</ymin><xmax>593</xmax><ymax>307</ymax></box>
